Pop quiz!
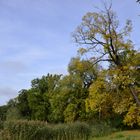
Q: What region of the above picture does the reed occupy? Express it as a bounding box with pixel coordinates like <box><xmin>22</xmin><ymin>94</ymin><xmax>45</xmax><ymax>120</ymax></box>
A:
<box><xmin>31</xmin><ymin>122</ymin><xmax>91</xmax><ymax>140</ymax></box>
<box><xmin>4</xmin><ymin>120</ymin><xmax>46</xmax><ymax>140</ymax></box>
<box><xmin>2</xmin><ymin>121</ymin><xmax>91</xmax><ymax>140</ymax></box>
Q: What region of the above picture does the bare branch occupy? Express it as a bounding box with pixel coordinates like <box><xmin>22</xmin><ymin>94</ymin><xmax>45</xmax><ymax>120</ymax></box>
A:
<box><xmin>93</xmin><ymin>59</ymin><xmax>113</xmax><ymax>65</ymax></box>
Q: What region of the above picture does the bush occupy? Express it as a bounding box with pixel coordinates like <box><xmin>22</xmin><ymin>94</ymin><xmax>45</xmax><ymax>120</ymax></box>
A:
<box><xmin>89</xmin><ymin>121</ymin><xmax>116</xmax><ymax>137</ymax></box>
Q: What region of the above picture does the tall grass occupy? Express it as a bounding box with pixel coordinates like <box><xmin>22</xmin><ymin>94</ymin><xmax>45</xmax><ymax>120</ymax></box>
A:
<box><xmin>1</xmin><ymin>120</ymin><xmax>91</xmax><ymax>140</ymax></box>
<box><xmin>3</xmin><ymin>120</ymin><xmax>46</xmax><ymax>140</ymax></box>
<box><xmin>31</xmin><ymin>122</ymin><xmax>91</xmax><ymax>140</ymax></box>
<box><xmin>0</xmin><ymin>120</ymin><xmax>116</xmax><ymax>140</ymax></box>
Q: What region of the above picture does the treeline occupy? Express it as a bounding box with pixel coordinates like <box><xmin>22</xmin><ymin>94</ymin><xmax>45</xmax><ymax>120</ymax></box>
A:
<box><xmin>0</xmin><ymin>57</ymin><xmax>98</xmax><ymax>123</ymax></box>
<box><xmin>0</xmin><ymin>4</ymin><xmax>140</xmax><ymax>128</ymax></box>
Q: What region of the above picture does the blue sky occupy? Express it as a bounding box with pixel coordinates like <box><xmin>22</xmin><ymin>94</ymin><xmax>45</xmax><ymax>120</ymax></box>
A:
<box><xmin>0</xmin><ymin>0</ymin><xmax>140</xmax><ymax>105</ymax></box>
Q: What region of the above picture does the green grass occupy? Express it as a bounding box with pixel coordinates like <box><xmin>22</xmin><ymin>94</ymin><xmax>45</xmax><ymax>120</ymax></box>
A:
<box><xmin>91</xmin><ymin>130</ymin><xmax>140</xmax><ymax>140</ymax></box>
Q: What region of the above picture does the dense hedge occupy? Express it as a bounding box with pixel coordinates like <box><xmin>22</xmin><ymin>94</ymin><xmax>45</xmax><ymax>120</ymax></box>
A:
<box><xmin>0</xmin><ymin>120</ymin><xmax>91</xmax><ymax>140</ymax></box>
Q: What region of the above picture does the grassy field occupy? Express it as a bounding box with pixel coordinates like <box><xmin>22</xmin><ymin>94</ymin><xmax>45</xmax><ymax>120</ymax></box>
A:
<box><xmin>91</xmin><ymin>130</ymin><xmax>140</xmax><ymax>140</ymax></box>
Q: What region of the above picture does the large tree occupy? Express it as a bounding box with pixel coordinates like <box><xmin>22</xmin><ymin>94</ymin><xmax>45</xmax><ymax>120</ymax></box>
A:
<box><xmin>73</xmin><ymin>4</ymin><xmax>140</xmax><ymax>107</ymax></box>
<box><xmin>49</xmin><ymin>58</ymin><xmax>98</xmax><ymax>123</ymax></box>
<box><xmin>27</xmin><ymin>74</ymin><xmax>61</xmax><ymax>121</ymax></box>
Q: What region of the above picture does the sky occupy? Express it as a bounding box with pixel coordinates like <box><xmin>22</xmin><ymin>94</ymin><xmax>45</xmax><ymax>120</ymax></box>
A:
<box><xmin>0</xmin><ymin>0</ymin><xmax>140</xmax><ymax>105</ymax></box>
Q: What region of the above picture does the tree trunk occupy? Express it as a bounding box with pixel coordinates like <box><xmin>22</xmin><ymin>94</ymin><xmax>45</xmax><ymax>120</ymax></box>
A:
<box><xmin>129</xmin><ymin>86</ymin><xmax>140</xmax><ymax>107</ymax></box>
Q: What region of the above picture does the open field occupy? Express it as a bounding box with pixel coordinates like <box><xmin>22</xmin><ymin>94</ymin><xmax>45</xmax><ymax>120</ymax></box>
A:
<box><xmin>91</xmin><ymin>130</ymin><xmax>140</xmax><ymax>140</ymax></box>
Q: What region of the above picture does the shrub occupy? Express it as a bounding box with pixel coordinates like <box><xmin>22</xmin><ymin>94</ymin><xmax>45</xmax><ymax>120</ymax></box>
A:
<box><xmin>89</xmin><ymin>121</ymin><xmax>116</xmax><ymax>137</ymax></box>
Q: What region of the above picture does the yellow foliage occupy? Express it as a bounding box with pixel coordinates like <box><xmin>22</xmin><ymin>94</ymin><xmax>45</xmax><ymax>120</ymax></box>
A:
<box><xmin>123</xmin><ymin>104</ymin><xmax>140</xmax><ymax>127</ymax></box>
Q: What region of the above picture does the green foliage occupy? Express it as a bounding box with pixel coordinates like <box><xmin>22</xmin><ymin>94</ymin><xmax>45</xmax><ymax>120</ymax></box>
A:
<box><xmin>16</xmin><ymin>89</ymin><xmax>31</xmax><ymax>119</ymax></box>
<box><xmin>90</xmin><ymin>121</ymin><xmax>116</xmax><ymax>137</ymax></box>
<box><xmin>64</xmin><ymin>103</ymin><xmax>77</xmax><ymax>122</ymax></box>
<box><xmin>6</xmin><ymin>107</ymin><xmax>22</xmax><ymax>121</ymax></box>
<box><xmin>0</xmin><ymin>105</ymin><xmax>8</xmax><ymax>121</ymax></box>
<box><xmin>28</xmin><ymin>89</ymin><xmax>50</xmax><ymax>120</ymax></box>
<box><xmin>48</xmin><ymin>58</ymin><xmax>98</xmax><ymax>123</ymax></box>
<box><xmin>27</xmin><ymin>74</ymin><xmax>61</xmax><ymax>121</ymax></box>
<box><xmin>0</xmin><ymin>121</ymin><xmax>4</xmax><ymax>130</ymax></box>
<box><xmin>68</xmin><ymin>57</ymin><xmax>98</xmax><ymax>88</ymax></box>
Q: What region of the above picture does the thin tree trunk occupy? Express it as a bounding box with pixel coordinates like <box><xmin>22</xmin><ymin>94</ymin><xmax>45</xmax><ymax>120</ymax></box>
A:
<box><xmin>129</xmin><ymin>86</ymin><xmax>140</xmax><ymax>107</ymax></box>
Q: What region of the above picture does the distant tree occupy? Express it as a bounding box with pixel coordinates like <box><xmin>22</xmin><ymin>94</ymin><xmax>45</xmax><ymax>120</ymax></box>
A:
<box><xmin>68</xmin><ymin>57</ymin><xmax>98</xmax><ymax>88</ymax></box>
<box><xmin>5</xmin><ymin>98</ymin><xmax>22</xmax><ymax>120</ymax></box>
<box><xmin>28</xmin><ymin>74</ymin><xmax>61</xmax><ymax>121</ymax></box>
<box><xmin>49</xmin><ymin>58</ymin><xmax>98</xmax><ymax>123</ymax></box>
<box><xmin>6</xmin><ymin>107</ymin><xmax>21</xmax><ymax>120</ymax></box>
<box><xmin>0</xmin><ymin>105</ymin><xmax>8</xmax><ymax>121</ymax></box>
<box><xmin>17</xmin><ymin>89</ymin><xmax>31</xmax><ymax>119</ymax></box>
